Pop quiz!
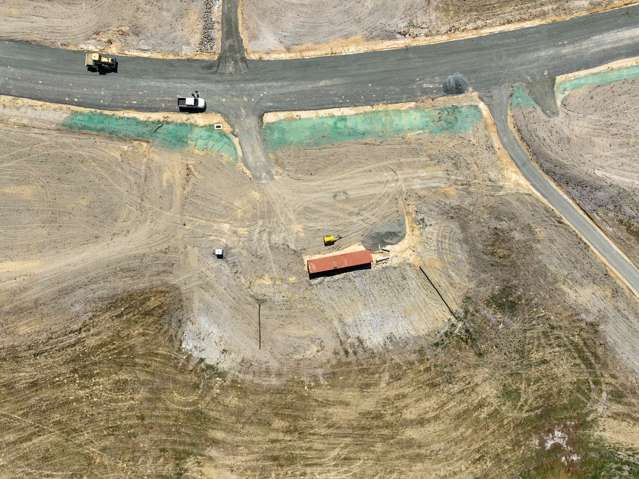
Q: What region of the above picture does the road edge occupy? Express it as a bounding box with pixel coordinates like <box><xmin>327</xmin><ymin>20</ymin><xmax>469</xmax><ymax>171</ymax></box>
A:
<box><xmin>502</xmin><ymin>91</ymin><xmax>639</xmax><ymax>298</ymax></box>
<box><xmin>0</xmin><ymin>95</ymin><xmax>245</xmax><ymax>168</ymax></box>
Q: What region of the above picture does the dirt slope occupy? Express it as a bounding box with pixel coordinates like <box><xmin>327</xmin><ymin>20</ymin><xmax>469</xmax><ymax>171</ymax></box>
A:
<box><xmin>513</xmin><ymin>79</ymin><xmax>639</xmax><ymax>264</ymax></box>
<box><xmin>0</xmin><ymin>0</ymin><xmax>222</xmax><ymax>57</ymax></box>
<box><xmin>240</xmin><ymin>0</ymin><xmax>628</xmax><ymax>57</ymax></box>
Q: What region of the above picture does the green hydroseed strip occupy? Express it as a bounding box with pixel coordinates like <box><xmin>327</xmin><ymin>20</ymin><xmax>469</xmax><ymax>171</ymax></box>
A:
<box><xmin>63</xmin><ymin>112</ymin><xmax>237</xmax><ymax>161</ymax></box>
<box><xmin>263</xmin><ymin>105</ymin><xmax>483</xmax><ymax>150</ymax></box>
<box><xmin>511</xmin><ymin>85</ymin><xmax>538</xmax><ymax>108</ymax></box>
<box><xmin>558</xmin><ymin>64</ymin><xmax>639</xmax><ymax>94</ymax></box>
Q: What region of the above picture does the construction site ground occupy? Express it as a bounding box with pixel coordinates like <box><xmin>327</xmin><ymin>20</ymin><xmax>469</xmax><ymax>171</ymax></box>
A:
<box><xmin>239</xmin><ymin>0</ymin><xmax>634</xmax><ymax>58</ymax></box>
<box><xmin>2</xmin><ymin>97</ymin><xmax>639</xmax><ymax>477</ymax></box>
<box><xmin>513</xmin><ymin>74</ymin><xmax>639</xmax><ymax>270</ymax></box>
<box><xmin>0</xmin><ymin>0</ymin><xmax>222</xmax><ymax>58</ymax></box>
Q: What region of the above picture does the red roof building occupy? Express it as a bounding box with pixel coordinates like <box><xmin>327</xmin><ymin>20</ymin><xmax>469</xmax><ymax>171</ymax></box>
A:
<box><xmin>307</xmin><ymin>249</ymin><xmax>373</xmax><ymax>277</ymax></box>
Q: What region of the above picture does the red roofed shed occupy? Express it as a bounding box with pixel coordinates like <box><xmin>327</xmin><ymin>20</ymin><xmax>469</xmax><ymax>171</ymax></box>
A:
<box><xmin>307</xmin><ymin>249</ymin><xmax>373</xmax><ymax>277</ymax></box>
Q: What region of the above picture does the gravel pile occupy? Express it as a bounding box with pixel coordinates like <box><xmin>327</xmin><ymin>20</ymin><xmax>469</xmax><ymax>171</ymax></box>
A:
<box><xmin>198</xmin><ymin>0</ymin><xmax>219</xmax><ymax>52</ymax></box>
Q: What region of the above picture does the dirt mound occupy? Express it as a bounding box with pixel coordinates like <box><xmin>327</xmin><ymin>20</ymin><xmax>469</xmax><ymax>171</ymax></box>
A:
<box><xmin>4</xmin><ymin>185</ymin><xmax>639</xmax><ymax>478</ymax></box>
<box><xmin>363</xmin><ymin>216</ymin><xmax>407</xmax><ymax>250</ymax></box>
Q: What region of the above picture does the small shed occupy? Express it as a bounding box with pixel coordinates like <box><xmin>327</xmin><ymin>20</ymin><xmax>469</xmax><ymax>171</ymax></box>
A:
<box><xmin>307</xmin><ymin>249</ymin><xmax>373</xmax><ymax>278</ymax></box>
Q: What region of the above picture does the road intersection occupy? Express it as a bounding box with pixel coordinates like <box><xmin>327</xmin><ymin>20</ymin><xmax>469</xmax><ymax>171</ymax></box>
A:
<box><xmin>1</xmin><ymin>3</ymin><xmax>638</xmax><ymax>294</ymax></box>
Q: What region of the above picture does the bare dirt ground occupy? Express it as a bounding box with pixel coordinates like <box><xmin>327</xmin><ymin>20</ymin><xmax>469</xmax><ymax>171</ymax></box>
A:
<box><xmin>240</xmin><ymin>0</ymin><xmax>631</xmax><ymax>58</ymax></box>
<box><xmin>513</xmin><ymin>79</ymin><xmax>639</xmax><ymax>266</ymax></box>
<box><xmin>2</xmin><ymin>103</ymin><xmax>639</xmax><ymax>477</ymax></box>
<box><xmin>0</xmin><ymin>0</ymin><xmax>222</xmax><ymax>57</ymax></box>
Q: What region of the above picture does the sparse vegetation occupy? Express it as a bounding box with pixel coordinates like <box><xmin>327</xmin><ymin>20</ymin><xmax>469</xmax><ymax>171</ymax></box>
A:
<box><xmin>521</xmin><ymin>434</ymin><xmax>639</xmax><ymax>478</ymax></box>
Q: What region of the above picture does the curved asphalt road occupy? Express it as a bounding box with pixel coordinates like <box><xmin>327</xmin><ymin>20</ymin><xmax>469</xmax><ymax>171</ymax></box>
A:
<box><xmin>488</xmin><ymin>87</ymin><xmax>639</xmax><ymax>296</ymax></box>
<box><xmin>0</xmin><ymin>4</ymin><xmax>639</xmax><ymax>294</ymax></box>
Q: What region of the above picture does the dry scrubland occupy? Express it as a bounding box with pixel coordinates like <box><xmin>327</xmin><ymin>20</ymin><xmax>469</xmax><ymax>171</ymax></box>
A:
<box><xmin>513</xmin><ymin>78</ymin><xmax>639</xmax><ymax>265</ymax></box>
<box><xmin>240</xmin><ymin>0</ymin><xmax>629</xmax><ymax>56</ymax></box>
<box><xmin>1</xmin><ymin>101</ymin><xmax>639</xmax><ymax>477</ymax></box>
<box><xmin>0</xmin><ymin>0</ymin><xmax>222</xmax><ymax>56</ymax></box>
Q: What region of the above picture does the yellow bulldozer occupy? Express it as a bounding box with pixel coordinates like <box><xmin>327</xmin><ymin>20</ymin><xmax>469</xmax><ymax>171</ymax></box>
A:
<box><xmin>85</xmin><ymin>52</ymin><xmax>118</xmax><ymax>74</ymax></box>
<box><xmin>323</xmin><ymin>234</ymin><xmax>342</xmax><ymax>246</ymax></box>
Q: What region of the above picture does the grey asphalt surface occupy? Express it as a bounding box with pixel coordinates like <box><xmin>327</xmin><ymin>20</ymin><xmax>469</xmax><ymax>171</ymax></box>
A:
<box><xmin>1</xmin><ymin>4</ymin><xmax>639</xmax><ymax>294</ymax></box>
<box><xmin>2</xmin><ymin>5</ymin><xmax>639</xmax><ymax>116</ymax></box>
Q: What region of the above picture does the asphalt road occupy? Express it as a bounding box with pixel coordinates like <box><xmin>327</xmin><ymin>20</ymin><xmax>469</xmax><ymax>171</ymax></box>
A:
<box><xmin>1</xmin><ymin>4</ymin><xmax>639</xmax><ymax>294</ymax></box>
<box><xmin>2</xmin><ymin>5</ymin><xmax>639</xmax><ymax>116</ymax></box>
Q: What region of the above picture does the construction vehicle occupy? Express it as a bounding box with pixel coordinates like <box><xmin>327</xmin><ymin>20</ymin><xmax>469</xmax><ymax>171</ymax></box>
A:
<box><xmin>323</xmin><ymin>234</ymin><xmax>342</xmax><ymax>246</ymax></box>
<box><xmin>85</xmin><ymin>52</ymin><xmax>118</xmax><ymax>74</ymax></box>
<box><xmin>177</xmin><ymin>94</ymin><xmax>206</xmax><ymax>113</ymax></box>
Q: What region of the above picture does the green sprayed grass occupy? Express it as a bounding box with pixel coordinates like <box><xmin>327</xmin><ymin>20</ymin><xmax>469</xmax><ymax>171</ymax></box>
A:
<box><xmin>558</xmin><ymin>64</ymin><xmax>639</xmax><ymax>94</ymax></box>
<box><xmin>263</xmin><ymin>105</ymin><xmax>483</xmax><ymax>151</ymax></box>
<box><xmin>511</xmin><ymin>85</ymin><xmax>538</xmax><ymax>109</ymax></box>
<box><xmin>63</xmin><ymin>112</ymin><xmax>237</xmax><ymax>161</ymax></box>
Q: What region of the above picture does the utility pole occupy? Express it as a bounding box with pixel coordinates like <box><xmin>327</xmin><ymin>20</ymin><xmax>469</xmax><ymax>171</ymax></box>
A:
<box><xmin>258</xmin><ymin>302</ymin><xmax>262</xmax><ymax>349</ymax></box>
<box><xmin>256</xmin><ymin>298</ymin><xmax>266</xmax><ymax>350</ymax></box>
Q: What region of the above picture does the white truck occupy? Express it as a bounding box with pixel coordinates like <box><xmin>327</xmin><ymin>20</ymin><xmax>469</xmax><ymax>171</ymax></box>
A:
<box><xmin>177</xmin><ymin>96</ymin><xmax>206</xmax><ymax>113</ymax></box>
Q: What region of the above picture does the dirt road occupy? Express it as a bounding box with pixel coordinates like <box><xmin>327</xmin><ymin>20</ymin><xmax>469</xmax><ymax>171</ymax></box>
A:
<box><xmin>240</xmin><ymin>0</ymin><xmax>633</xmax><ymax>58</ymax></box>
